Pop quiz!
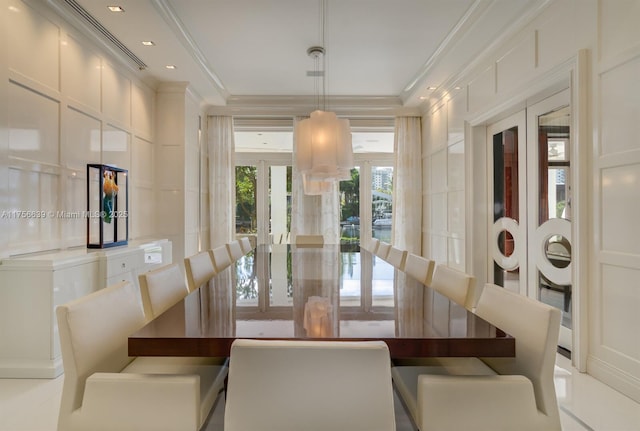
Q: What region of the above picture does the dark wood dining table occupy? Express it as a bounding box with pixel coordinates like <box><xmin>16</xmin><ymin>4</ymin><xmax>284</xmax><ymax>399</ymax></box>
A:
<box><xmin>128</xmin><ymin>244</ymin><xmax>514</xmax><ymax>359</ymax></box>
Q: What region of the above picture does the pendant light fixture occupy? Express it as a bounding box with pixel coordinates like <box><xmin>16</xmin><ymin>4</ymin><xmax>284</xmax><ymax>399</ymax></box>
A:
<box><xmin>295</xmin><ymin>0</ymin><xmax>354</xmax><ymax>195</ymax></box>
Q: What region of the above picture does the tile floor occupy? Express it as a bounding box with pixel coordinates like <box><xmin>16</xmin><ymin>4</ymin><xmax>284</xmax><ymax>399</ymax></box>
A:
<box><xmin>1</xmin><ymin>354</ymin><xmax>639</xmax><ymax>431</ymax></box>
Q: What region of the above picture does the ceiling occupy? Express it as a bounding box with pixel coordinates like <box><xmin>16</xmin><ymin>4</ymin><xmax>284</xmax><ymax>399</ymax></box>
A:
<box><xmin>52</xmin><ymin>0</ymin><xmax>543</xmax><ymax>112</ymax></box>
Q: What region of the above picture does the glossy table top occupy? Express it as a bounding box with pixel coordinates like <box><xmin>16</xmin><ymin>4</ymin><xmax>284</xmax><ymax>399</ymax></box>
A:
<box><xmin>129</xmin><ymin>245</ymin><xmax>514</xmax><ymax>358</ymax></box>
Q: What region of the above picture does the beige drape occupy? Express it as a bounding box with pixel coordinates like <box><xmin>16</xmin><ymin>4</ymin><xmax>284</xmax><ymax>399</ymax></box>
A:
<box><xmin>393</xmin><ymin>117</ymin><xmax>423</xmax><ymax>337</ymax></box>
<box><xmin>207</xmin><ymin>116</ymin><xmax>236</xmax><ymax>247</ymax></box>
<box><xmin>392</xmin><ymin>116</ymin><xmax>423</xmax><ymax>253</ymax></box>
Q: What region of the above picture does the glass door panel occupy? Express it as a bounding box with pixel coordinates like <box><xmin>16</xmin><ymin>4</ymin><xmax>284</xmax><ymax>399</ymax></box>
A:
<box><xmin>488</xmin><ymin>112</ymin><xmax>527</xmax><ymax>294</ymax></box>
<box><xmin>268</xmin><ymin>165</ymin><xmax>292</xmax><ymax>245</ymax></box>
<box><xmin>235</xmin><ymin>166</ymin><xmax>257</xmax><ymax>235</ymax></box>
<box><xmin>371</xmin><ymin>166</ymin><xmax>393</xmax><ymax>244</ymax></box>
<box><xmin>527</xmin><ymin>90</ymin><xmax>572</xmax><ymax>351</ymax></box>
<box><xmin>339</xmin><ymin>168</ymin><xmax>360</xmax><ymax>248</ymax></box>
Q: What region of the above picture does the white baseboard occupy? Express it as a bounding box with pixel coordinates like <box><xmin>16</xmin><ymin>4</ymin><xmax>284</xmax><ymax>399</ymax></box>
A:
<box><xmin>587</xmin><ymin>355</ymin><xmax>640</xmax><ymax>404</ymax></box>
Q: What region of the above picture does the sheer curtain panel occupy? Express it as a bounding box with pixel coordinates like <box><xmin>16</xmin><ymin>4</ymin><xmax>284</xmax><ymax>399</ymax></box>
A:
<box><xmin>393</xmin><ymin>117</ymin><xmax>423</xmax><ymax>337</ymax></box>
<box><xmin>208</xmin><ymin>116</ymin><xmax>236</xmax><ymax>247</ymax></box>
<box><xmin>393</xmin><ymin>116</ymin><xmax>422</xmax><ymax>252</ymax></box>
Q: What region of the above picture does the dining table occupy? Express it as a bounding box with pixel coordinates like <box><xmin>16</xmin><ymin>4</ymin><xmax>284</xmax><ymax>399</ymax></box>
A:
<box><xmin>128</xmin><ymin>244</ymin><xmax>515</xmax><ymax>359</ymax></box>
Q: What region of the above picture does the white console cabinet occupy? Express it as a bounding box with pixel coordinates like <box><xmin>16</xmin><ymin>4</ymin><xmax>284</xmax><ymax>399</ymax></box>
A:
<box><xmin>0</xmin><ymin>239</ymin><xmax>171</xmax><ymax>378</ymax></box>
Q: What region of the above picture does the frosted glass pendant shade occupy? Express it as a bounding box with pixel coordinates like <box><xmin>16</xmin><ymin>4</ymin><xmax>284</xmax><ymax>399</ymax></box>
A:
<box><xmin>302</xmin><ymin>173</ymin><xmax>333</xmax><ymax>195</ymax></box>
<box><xmin>295</xmin><ymin>110</ymin><xmax>354</xmax><ymax>183</ymax></box>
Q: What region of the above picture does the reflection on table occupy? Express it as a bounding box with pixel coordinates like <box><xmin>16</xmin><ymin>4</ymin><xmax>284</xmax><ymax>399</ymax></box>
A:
<box><xmin>129</xmin><ymin>245</ymin><xmax>514</xmax><ymax>359</ymax></box>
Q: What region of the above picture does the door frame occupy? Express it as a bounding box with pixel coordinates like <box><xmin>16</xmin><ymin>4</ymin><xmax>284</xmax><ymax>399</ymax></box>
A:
<box><xmin>467</xmin><ymin>50</ymin><xmax>590</xmax><ymax>371</ymax></box>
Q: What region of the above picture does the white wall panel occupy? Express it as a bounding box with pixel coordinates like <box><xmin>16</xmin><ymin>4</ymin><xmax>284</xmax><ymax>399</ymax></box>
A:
<box><xmin>158</xmin><ymin>146</ymin><xmax>184</xmax><ymax>189</ymax></box>
<box><xmin>430</xmin><ymin>149</ymin><xmax>446</xmax><ymax>193</ymax></box>
<box><xmin>8</xmin><ymin>82</ymin><xmax>59</xmax><ymax>165</ymax></box>
<box><xmin>468</xmin><ymin>64</ymin><xmax>495</xmax><ymax>114</ymax></box>
<box><xmin>536</xmin><ymin>0</ymin><xmax>575</xmax><ymax>71</ymax></box>
<box><xmin>133</xmin><ymin>187</ymin><xmax>154</xmax><ymax>239</ymax></box>
<box><xmin>600</xmin><ymin>56</ymin><xmax>640</xmax><ymax>156</ymax></box>
<box><xmin>132</xmin><ymin>83</ymin><xmax>154</xmax><ymax>140</ymax></box>
<box><xmin>430</xmin><ymin>192</ymin><xmax>446</xmax><ymax>234</ymax></box>
<box><xmin>64</xmin><ymin>108</ymin><xmax>100</xmax><ymax>170</ymax></box>
<box><xmin>185</xmin><ymin>189</ymin><xmax>199</xmax><ymax>231</ymax></box>
<box><xmin>601</xmin><ymin>264</ymin><xmax>640</xmax><ymax>360</ymax></box>
<box><xmin>448</xmin><ymin>190</ymin><xmax>464</xmax><ymax>236</ymax></box>
<box><xmin>7</xmin><ymin>0</ymin><xmax>59</xmax><ymax>91</ymax></box>
<box><xmin>133</xmin><ymin>137</ymin><xmax>153</xmax><ymax>185</ymax></box>
<box><xmin>428</xmin><ymin>105</ymin><xmax>447</xmax><ymax>153</ymax></box>
<box><xmin>102</xmin><ymin>125</ymin><xmax>130</xmax><ymax>170</ymax></box>
<box><xmin>447</xmin><ymin>142</ymin><xmax>465</xmax><ymax>190</ymax></box>
<box><xmin>430</xmin><ymin>234</ymin><xmax>447</xmax><ymax>264</ymax></box>
<box><xmin>63</xmin><ymin>173</ymin><xmax>86</xmax><ymax>248</ymax></box>
<box><xmin>447</xmin><ymin>94</ymin><xmax>465</xmax><ymax>145</ymax></box>
<box><xmin>8</xmin><ymin>168</ymin><xmax>59</xmax><ymax>254</ymax></box>
<box><xmin>599</xmin><ymin>0</ymin><xmax>640</xmax><ymax>62</ymax></box>
<box><xmin>448</xmin><ymin>237</ymin><xmax>465</xmax><ymax>271</ymax></box>
<box><xmin>601</xmin><ymin>163</ymin><xmax>640</xmax><ymax>254</ymax></box>
<box><xmin>496</xmin><ymin>33</ymin><xmax>536</xmax><ymax>95</ymax></box>
<box><xmin>102</xmin><ymin>63</ymin><xmax>131</xmax><ymax>126</ymax></box>
<box><xmin>2</xmin><ymin>0</ymin><xmax>156</xmax><ymax>255</ymax></box>
<box><xmin>61</xmin><ymin>34</ymin><xmax>101</xmax><ymax>112</ymax></box>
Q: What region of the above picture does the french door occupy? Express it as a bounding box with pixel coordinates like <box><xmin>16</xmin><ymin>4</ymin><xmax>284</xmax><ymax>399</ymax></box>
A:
<box><xmin>488</xmin><ymin>89</ymin><xmax>572</xmax><ymax>351</ymax></box>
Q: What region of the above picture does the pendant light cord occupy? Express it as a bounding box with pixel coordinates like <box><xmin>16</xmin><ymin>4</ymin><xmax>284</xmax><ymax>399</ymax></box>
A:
<box><xmin>321</xmin><ymin>0</ymin><xmax>327</xmax><ymax>112</ymax></box>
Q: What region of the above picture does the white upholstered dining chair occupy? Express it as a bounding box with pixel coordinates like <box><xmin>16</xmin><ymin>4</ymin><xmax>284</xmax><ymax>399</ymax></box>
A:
<box><xmin>224</xmin><ymin>339</ymin><xmax>396</xmax><ymax>431</ymax></box>
<box><xmin>184</xmin><ymin>250</ymin><xmax>216</xmax><ymax>292</ymax></box>
<box><xmin>391</xmin><ymin>283</ymin><xmax>562</xmax><ymax>431</ymax></box>
<box><xmin>211</xmin><ymin>244</ymin><xmax>232</xmax><ymax>272</ymax></box>
<box><xmin>226</xmin><ymin>240</ymin><xmax>244</xmax><ymax>261</ymax></box>
<box><xmin>386</xmin><ymin>246</ymin><xmax>408</xmax><ymax>270</ymax></box>
<box><xmin>376</xmin><ymin>241</ymin><xmax>392</xmax><ymax>260</ymax></box>
<box><xmin>56</xmin><ymin>281</ymin><xmax>227</xmax><ymax>431</ymax></box>
<box><xmin>138</xmin><ymin>263</ymin><xmax>189</xmax><ymax>321</ymax></box>
<box><xmin>239</xmin><ymin>236</ymin><xmax>253</xmax><ymax>254</ymax></box>
<box><xmin>430</xmin><ymin>264</ymin><xmax>478</xmax><ymax>311</ymax></box>
<box><xmin>404</xmin><ymin>253</ymin><xmax>436</xmax><ymax>285</ymax></box>
<box><xmin>369</xmin><ymin>237</ymin><xmax>381</xmax><ymax>254</ymax></box>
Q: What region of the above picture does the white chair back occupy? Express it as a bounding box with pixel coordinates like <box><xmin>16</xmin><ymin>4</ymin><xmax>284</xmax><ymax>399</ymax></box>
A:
<box><xmin>430</xmin><ymin>265</ymin><xmax>477</xmax><ymax>310</ymax></box>
<box><xmin>138</xmin><ymin>263</ymin><xmax>189</xmax><ymax>321</ymax></box>
<box><xmin>184</xmin><ymin>250</ymin><xmax>216</xmax><ymax>292</ymax></box>
<box><xmin>211</xmin><ymin>244</ymin><xmax>232</xmax><ymax>272</ymax></box>
<box><xmin>386</xmin><ymin>246</ymin><xmax>408</xmax><ymax>270</ymax></box>
<box><xmin>224</xmin><ymin>339</ymin><xmax>396</xmax><ymax>431</ymax></box>
<box><xmin>226</xmin><ymin>240</ymin><xmax>244</xmax><ymax>261</ymax></box>
<box><xmin>370</xmin><ymin>238</ymin><xmax>380</xmax><ymax>254</ymax></box>
<box><xmin>239</xmin><ymin>236</ymin><xmax>253</xmax><ymax>254</ymax></box>
<box><xmin>376</xmin><ymin>241</ymin><xmax>392</xmax><ymax>260</ymax></box>
<box><xmin>404</xmin><ymin>253</ymin><xmax>435</xmax><ymax>285</ymax></box>
<box><xmin>56</xmin><ymin>281</ymin><xmax>144</xmax><ymax>424</ymax></box>
<box><xmin>476</xmin><ymin>283</ymin><xmax>561</xmax><ymax>420</ymax></box>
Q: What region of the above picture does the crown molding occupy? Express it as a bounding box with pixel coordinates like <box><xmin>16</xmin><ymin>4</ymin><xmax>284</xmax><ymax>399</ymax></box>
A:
<box><xmin>401</xmin><ymin>0</ymin><xmax>491</xmax><ymax>98</ymax></box>
<box><xmin>410</xmin><ymin>0</ymin><xmax>553</xmax><ymax>112</ymax></box>
<box><xmin>151</xmin><ymin>0</ymin><xmax>229</xmax><ymax>100</ymax></box>
<box><xmin>207</xmin><ymin>95</ymin><xmax>420</xmax><ymax>117</ymax></box>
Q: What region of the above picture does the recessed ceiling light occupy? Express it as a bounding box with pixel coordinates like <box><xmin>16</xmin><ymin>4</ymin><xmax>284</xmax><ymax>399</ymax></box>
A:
<box><xmin>141</xmin><ymin>41</ymin><xmax>155</xmax><ymax>46</ymax></box>
<box><xmin>419</xmin><ymin>96</ymin><xmax>428</xmax><ymax>100</ymax></box>
<box><xmin>165</xmin><ymin>65</ymin><xmax>177</xmax><ymax>69</ymax></box>
<box><xmin>427</xmin><ymin>86</ymin><xmax>437</xmax><ymax>91</ymax></box>
<box><xmin>454</xmin><ymin>86</ymin><xmax>462</xmax><ymax>90</ymax></box>
<box><xmin>107</xmin><ymin>6</ymin><xmax>124</xmax><ymax>12</ymax></box>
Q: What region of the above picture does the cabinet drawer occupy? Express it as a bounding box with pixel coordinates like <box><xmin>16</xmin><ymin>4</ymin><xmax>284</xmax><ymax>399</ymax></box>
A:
<box><xmin>107</xmin><ymin>271</ymin><xmax>136</xmax><ymax>288</ymax></box>
<box><xmin>106</xmin><ymin>251</ymin><xmax>144</xmax><ymax>278</ymax></box>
